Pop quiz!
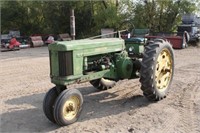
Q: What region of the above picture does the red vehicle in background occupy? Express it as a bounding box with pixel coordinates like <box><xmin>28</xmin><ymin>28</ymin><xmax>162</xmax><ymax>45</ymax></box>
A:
<box><xmin>1</xmin><ymin>37</ymin><xmax>21</xmax><ymax>52</ymax></box>
<box><xmin>8</xmin><ymin>37</ymin><xmax>21</xmax><ymax>49</ymax></box>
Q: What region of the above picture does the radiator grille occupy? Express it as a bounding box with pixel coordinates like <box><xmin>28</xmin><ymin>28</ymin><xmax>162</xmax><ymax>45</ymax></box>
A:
<box><xmin>58</xmin><ymin>51</ymin><xmax>73</xmax><ymax>76</ymax></box>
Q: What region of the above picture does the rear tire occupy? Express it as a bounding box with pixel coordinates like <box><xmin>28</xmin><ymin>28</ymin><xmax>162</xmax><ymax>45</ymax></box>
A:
<box><xmin>140</xmin><ymin>39</ymin><xmax>174</xmax><ymax>101</ymax></box>
<box><xmin>182</xmin><ymin>36</ymin><xmax>187</xmax><ymax>49</ymax></box>
<box><xmin>90</xmin><ymin>78</ymin><xmax>116</xmax><ymax>90</ymax></box>
<box><xmin>184</xmin><ymin>31</ymin><xmax>189</xmax><ymax>48</ymax></box>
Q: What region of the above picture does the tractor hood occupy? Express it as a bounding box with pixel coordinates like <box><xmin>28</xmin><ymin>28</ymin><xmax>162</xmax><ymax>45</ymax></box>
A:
<box><xmin>48</xmin><ymin>38</ymin><xmax>125</xmax><ymax>53</ymax></box>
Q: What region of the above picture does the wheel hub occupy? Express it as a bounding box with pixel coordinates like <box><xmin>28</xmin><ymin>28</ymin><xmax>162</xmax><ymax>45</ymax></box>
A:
<box><xmin>63</xmin><ymin>96</ymin><xmax>80</xmax><ymax>120</ymax></box>
<box><xmin>155</xmin><ymin>49</ymin><xmax>172</xmax><ymax>91</ymax></box>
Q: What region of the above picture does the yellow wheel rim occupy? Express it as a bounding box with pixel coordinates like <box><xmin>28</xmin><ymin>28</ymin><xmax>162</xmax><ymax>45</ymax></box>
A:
<box><xmin>155</xmin><ymin>48</ymin><xmax>173</xmax><ymax>91</ymax></box>
<box><xmin>62</xmin><ymin>96</ymin><xmax>81</xmax><ymax>121</ymax></box>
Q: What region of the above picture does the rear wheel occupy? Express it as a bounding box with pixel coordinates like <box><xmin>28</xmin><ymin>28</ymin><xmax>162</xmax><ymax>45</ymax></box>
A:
<box><xmin>90</xmin><ymin>78</ymin><xmax>116</xmax><ymax>90</ymax></box>
<box><xmin>183</xmin><ymin>31</ymin><xmax>189</xmax><ymax>48</ymax></box>
<box><xmin>140</xmin><ymin>39</ymin><xmax>174</xmax><ymax>101</ymax></box>
<box><xmin>182</xmin><ymin>35</ymin><xmax>187</xmax><ymax>49</ymax></box>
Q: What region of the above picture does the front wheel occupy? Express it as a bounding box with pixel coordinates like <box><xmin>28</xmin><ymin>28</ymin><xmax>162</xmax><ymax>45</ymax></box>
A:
<box><xmin>53</xmin><ymin>89</ymin><xmax>83</xmax><ymax>126</ymax></box>
<box><xmin>140</xmin><ymin>39</ymin><xmax>174</xmax><ymax>101</ymax></box>
<box><xmin>43</xmin><ymin>87</ymin><xmax>59</xmax><ymax>123</ymax></box>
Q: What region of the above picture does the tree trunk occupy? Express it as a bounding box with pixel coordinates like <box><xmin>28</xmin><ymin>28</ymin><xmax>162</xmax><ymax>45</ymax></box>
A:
<box><xmin>102</xmin><ymin>0</ymin><xmax>107</xmax><ymax>9</ymax></box>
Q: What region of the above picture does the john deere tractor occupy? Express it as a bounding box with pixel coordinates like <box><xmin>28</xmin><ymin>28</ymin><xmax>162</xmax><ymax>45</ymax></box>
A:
<box><xmin>43</xmin><ymin>35</ymin><xmax>174</xmax><ymax>126</ymax></box>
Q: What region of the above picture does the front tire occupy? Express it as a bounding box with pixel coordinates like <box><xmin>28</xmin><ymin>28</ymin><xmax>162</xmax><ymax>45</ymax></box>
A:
<box><xmin>140</xmin><ymin>39</ymin><xmax>174</xmax><ymax>101</ymax></box>
<box><xmin>53</xmin><ymin>89</ymin><xmax>83</xmax><ymax>126</ymax></box>
<box><xmin>43</xmin><ymin>87</ymin><xmax>59</xmax><ymax>123</ymax></box>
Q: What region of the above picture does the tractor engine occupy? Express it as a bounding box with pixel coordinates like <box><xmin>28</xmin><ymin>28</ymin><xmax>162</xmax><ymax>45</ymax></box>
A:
<box><xmin>83</xmin><ymin>54</ymin><xmax>113</xmax><ymax>73</ymax></box>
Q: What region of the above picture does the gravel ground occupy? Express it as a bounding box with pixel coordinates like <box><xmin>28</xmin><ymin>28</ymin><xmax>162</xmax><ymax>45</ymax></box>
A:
<box><xmin>0</xmin><ymin>46</ymin><xmax>200</xmax><ymax>133</ymax></box>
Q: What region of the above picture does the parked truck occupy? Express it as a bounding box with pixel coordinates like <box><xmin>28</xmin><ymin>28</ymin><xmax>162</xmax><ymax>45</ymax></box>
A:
<box><xmin>43</xmin><ymin>33</ymin><xmax>174</xmax><ymax>126</ymax></box>
<box><xmin>177</xmin><ymin>14</ymin><xmax>200</xmax><ymax>45</ymax></box>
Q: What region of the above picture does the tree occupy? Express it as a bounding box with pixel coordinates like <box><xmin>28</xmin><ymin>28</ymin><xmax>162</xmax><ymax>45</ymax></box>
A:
<box><xmin>132</xmin><ymin>0</ymin><xmax>197</xmax><ymax>33</ymax></box>
<box><xmin>1</xmin><ymin>0</ymin><xmax>198</xmax><ymax>37</ymax></box>
<box><xmin>1</xmin><ymin>1</ymin><xmax>45</xmax><ymax>35</ymax></box>
<box><xmin>93</xmin><ymin>0</ymin><xmax>134</xmax><ymax>32</ymax></box>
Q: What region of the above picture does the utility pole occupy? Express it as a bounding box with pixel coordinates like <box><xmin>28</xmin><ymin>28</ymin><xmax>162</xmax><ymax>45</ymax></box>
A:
<box><xmin>70</xmin><ymin>9</ymin><xmax>75</xmax><ymax>40</ymax></box>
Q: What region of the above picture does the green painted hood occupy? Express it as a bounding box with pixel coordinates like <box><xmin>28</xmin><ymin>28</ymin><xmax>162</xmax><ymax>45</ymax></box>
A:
<box><xmin>48</xmin><ymin>38</ymin><xmax>125</xmax><ymax>52</ymax></box>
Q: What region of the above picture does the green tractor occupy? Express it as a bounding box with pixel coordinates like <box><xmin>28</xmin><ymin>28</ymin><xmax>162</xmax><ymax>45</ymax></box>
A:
<box><xmin>43</xmin><ymin>35</ymin><xmax>174</xmax><ymax>126</ymax></box>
